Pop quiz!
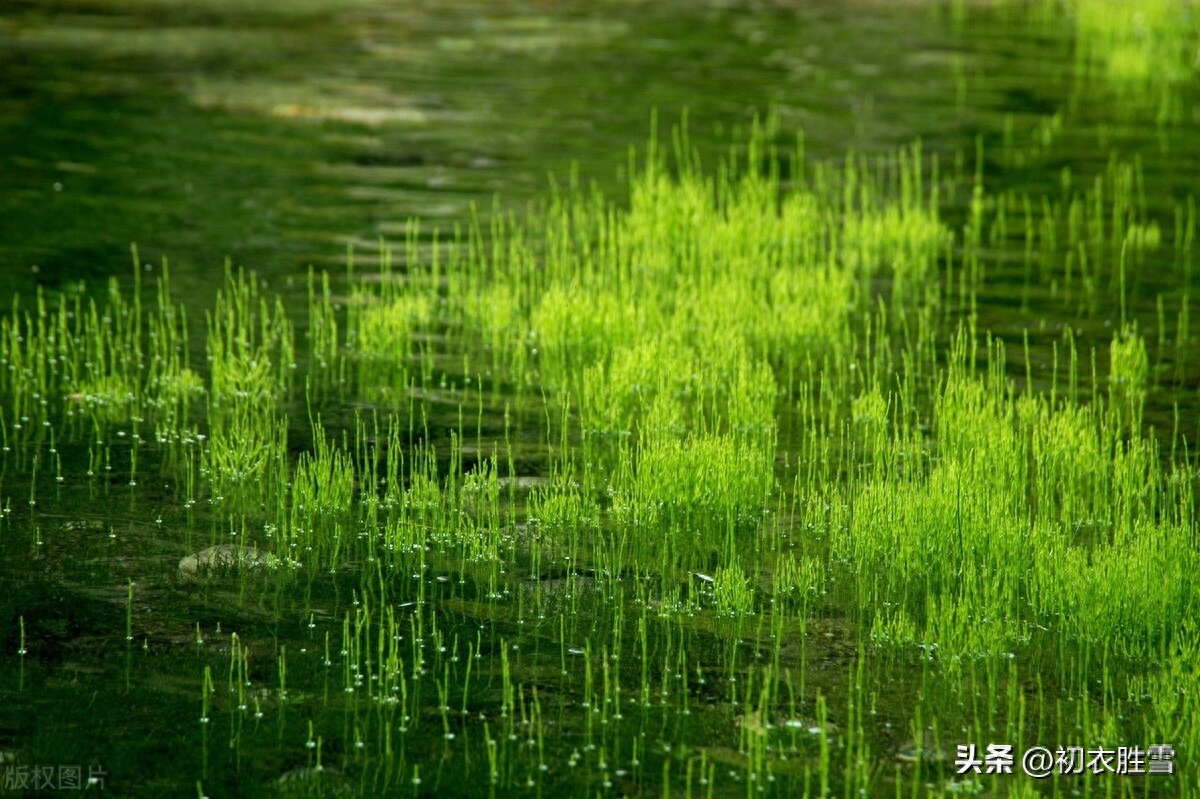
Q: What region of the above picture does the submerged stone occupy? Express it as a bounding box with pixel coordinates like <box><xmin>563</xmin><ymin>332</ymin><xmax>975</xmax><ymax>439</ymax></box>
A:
<box><xmin>274</xmin><ymin>765</ymin><xmax>354</xmax><ymax>798</ymax></box>
<box><xmin>895</xmin><ymin>735</ymin><xmax>951</xmax><ymax>765</ymax></box>
<box><xmin>178</xmin><ymin>544</ymin><xmax>275</xmax><ymax>580</ymax></box>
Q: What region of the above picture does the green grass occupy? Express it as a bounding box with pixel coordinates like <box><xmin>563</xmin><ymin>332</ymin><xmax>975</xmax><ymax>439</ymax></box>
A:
<box><xmin>1</xmin><ymin>113</ymin><xmax>1197</xmax><ymax>798</ymax></box>
<box><xmin>1073</xmin><ymin>0</ymin><xmax>1199</xmax><ymax>119</ymax></box>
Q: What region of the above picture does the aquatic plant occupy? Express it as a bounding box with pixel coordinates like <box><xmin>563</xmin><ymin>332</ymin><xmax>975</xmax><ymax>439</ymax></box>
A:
<box><xmin>2</xmin><ymin>110</ymin><xmax>1197</xmax><ymax>799</ymax></box>
<box><xmin>1072</xmin><ymin>0</ymin><xmax>1199</xmax><ymax>120</ymax></box>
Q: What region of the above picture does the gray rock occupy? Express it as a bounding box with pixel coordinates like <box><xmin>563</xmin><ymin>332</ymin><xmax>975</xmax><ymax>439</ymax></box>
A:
<box><xmin>178</xmin><ymin>544</ymin><xmax>275</xmax><ymax>581</ymax></box>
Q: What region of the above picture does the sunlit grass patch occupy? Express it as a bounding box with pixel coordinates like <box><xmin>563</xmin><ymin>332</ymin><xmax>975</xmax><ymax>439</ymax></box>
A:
<box><xmin>1035</xmin><ymin>522</ymin><xmax>1196</xmax><ymax>648</ymax></box>
<box><xmin>530</xmin><ymin>284</ymin><xmax>638</xmax><ymax>394</ymax></box>
<box><xmin>205</xmin><ymin>265</ymin><xmax>294</xmax><ymax>405</ymax></box>
<box><xmin>451</xmin><ymin>120</ymin><xmax>949</xmax><ymax>422</ymax></box>
<box><xmin>202</xmin><ymin>399</ymin><xmax>287</xmax><ymax>513</ymax></box>
<box><xmin>458</xmin><ymin>280</ymin><xmax>529</xmax><ymax>379</ymax></box>
<box><xmin>527</xmin><ymin>477</ymin><xmax>602</xmax><ymax>574</ymax></box>
<box><xmin>346</xmin><ymin>293</ymin><xmax>431</xmax><ymax>403</ymax></box>
<box><xmin>1138</xmin><ymin>624</ymin><xmax>1200</xmax><ymax>757</ymax></box>
<box><xmin>772</xmin><ymin>552</ymin><xmax>825</xmax><ymax>601</ymax></box>
<box><xmin>832</xmin><ymin>323</ymin><xmax>1197</xmax><ymax>668</ymax></box>
<box><xmin>1073</xmin><ymin>0</ymin><xmax>1199</xmax><ymax>96</ymax></box>
<box><xmin>612</xmin><ymin>393</ymin><xmax>776</xmax><ymax>572</ymax></box>
<box><xmin>712</xmin><ymin>560</ymin><xmax>755</xmax><ymax>617</ymax></box>
<box><xmin>580</xmin><ymin>331</ymin><xmax>776</xmax><ymax>449</ymax></box>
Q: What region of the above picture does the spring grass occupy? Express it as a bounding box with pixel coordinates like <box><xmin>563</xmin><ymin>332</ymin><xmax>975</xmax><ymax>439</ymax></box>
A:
<box><xmin>1</xmin><ymin>114</ymin><xmax>1197</xmax><ymax>798</ymax></box>
<box><xmin>300</xmin><ymin>119</ymin><xmax>1193</xmax><ymax>794</ymax></box>
<box><xmin>1072</xmin><ymin>0</ymin><xmax>1199</xmax><ymax>119</ymax></box>
<box><xmin>962</xmin><ymin>0</ymin><xmax>1198</xmax><ymax>124</ymax></box>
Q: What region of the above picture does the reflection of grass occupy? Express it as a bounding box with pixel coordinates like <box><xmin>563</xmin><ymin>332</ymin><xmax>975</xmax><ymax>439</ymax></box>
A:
<box><xmin>1074</xmin><ymin>0</ymin><xmax>1198</xmax><ymax>86</ymax></box>
<box><xmin>1071</xmin><ymin>0</ymin><xmax>1199</xmax><ymax>121</ymax></box>
<box><xmin>192</xmin><ymin>79</ymin><xmax>433</xmax><ymax>126</ymax></box>
<box><xmin>969</xmin><ymin>0</ymin><xmax>1197</xmax><ymax>122</ymax></box>
<box><xmin>57</xmin><ymin>0</ymin><xmax>381</xmax><ymax>19</ymax></box>
<box><xmin>9</xmin><ymin>25</ymin><xmax>277</xmax><ymax>61</ymax></box>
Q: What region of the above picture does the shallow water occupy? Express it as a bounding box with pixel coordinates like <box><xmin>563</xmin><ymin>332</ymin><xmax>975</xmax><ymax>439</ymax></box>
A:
<box><xmin>1</xmin><ymin>0</ymin><xmax>1198</xmax><ymax>796</ymax></box>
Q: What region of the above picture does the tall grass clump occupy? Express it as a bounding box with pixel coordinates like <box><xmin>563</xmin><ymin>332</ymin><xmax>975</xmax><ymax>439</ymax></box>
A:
<box><xmin>343</xmin><ymin>116</ymin><xmax>959</xmax><ymax>639</ymax></box>
<box><xmin>1041</xmin><ymin>157</ymin><xmax>1164</xmax><ymax>315</ymax></box>
<box><xmin>202</xmin><ymin>266</ymin><xmax>293</xmax><ymax>515</ymax></box>
<box><xmin>454</xmin><ymin>117</ymin><xmax>950</xmax><ymax>414</ymax></box>
<box><xmin>832</xmin><ymin>326</ymin><xmax>1197</xmax><ymax>667</ymax></box>
<box><xmin>0</xmin><ymin>255</ymin><xmax>207</xmax><ymax>468</ymax></box>
<box><xmin>0</xmin><ymin>278</ymin><xmax>145</xmax><ymax>446</ymax></box>
<box><xmin>284</xmin><ymin>419</ymin><xmax>356</xmax><ymax>568</ymax></box>
<box><xmin>429</xmin><ymin>122</ymin><xmax>954</xmax><ymax>594</ymax></box>
<box><xmin>346</xmin><ymin>289</ymin><xmax>431</xmax><ymax>406</ymax></box>
<box><xmin>609</xmin><ymin>366</ymin><xmax>777</xmax><ymax>573</ymax></box>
